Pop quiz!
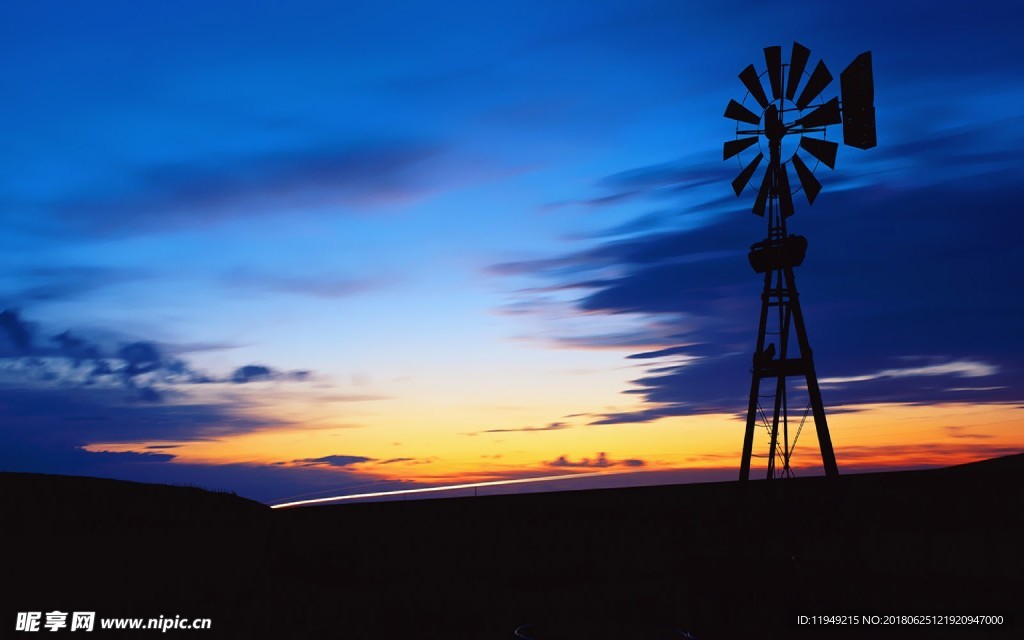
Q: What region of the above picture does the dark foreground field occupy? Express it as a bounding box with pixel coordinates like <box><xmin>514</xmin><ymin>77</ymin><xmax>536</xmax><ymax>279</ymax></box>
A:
<box><xmin>4</xmin><ymin>456</ymin><xmax>1022</xmax><ymax>639</ymax></box>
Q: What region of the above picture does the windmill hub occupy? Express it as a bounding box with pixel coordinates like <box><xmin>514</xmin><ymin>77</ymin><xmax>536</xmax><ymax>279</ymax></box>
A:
<box><xmin>759</xmin><ymin>101</ymin><xmax>802</xmax><ymax>164</ymax></box>
<box><xmin>721</xmin><ymin>42</ymin><xmax>876</xmax><ymax>481</ymax></box>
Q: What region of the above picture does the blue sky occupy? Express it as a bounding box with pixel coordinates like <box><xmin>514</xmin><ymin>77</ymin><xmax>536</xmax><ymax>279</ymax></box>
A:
<box><xmin>1</xmin><ymin>0</ymin><xmax>1022</xmax><ymax>503</ymax></box>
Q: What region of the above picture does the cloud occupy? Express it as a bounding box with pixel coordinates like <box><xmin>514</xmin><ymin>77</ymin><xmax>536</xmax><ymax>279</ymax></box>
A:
<box><xmin>0</xmin><ymin>266</ymin><xmax>149</xmax><ymax>306</ymax></box>
<box><xmin>1</xmin><ymin>419</ymin><xmax>388</xmax><ymax>503</ymax></box>
<box><xmin>294</xmin><ymin>454</ymin><xmax>376</xmax><ymax>468</ymax></box>
<box><xmin>944</xmin><ymin>426</ymin><xmax>995</xmax><ymax>440</ymax></box>
<box><xmin>0</xmin><ymin>309</ymin><xmax>34</xmax><ymax>353</ymax></box>
<box><xmin>0</xmin><ymin>309</ymin><xmax>318</xmax><ymax>401</ymax></box>
<box><xmin>0</xmin><ymin>385</ymin><xmax>294</xmax><ymax>498</ymax></box>
<box><xmin>53</xmin><ymin>331</ymin><xmax>102</xmax><ymax>365</ymax></box>
<box><xmin>0</xmin><ymin>370</ymin><xmax>387</xmax><ymax>504</ymax></box>
<box><xmin>544</xmin><ymin>452</ymin><xmax>646</xmax><ymax>468</ymax></box>
<box><xmin>375</xmin><ymin>457</ymin><xmax>434</xmax><ymax>465</ymax></box>
<box><xmin>493</xmin><ymin>119</ymin><xmax>1024</xmax><ymax>424</ymax></box>
<box><xmin>223</xmin><ymin>269</ymin><xmax>391</xmax><ymax>299</ymax></box>
<box><xmin>0</xmin><ymin>309</ymin><xmax>351</xmax><ymax>500</ymax></box>
<box><xmin>231</xmin><ymin>365</ymin><xmax>275</xmax><ymax>383</ymax></box>
<box><xmin>46</xmin><ymin>141</ymin><xmax>445</xmax><ymax>237</ymax></box>
<box><xmin>82</xmin><ymin>449</ymin><xmax>176</xmax><ymax>463</ymax></box>
<box><xmin>132</xmin><ymin>386</ymin><xmax>164</xmax><ymax>403</ymax></box>
<box><xmin>587</xmin><ymin>404</ymin><xmax>708</xmax><ymax>426</ymax></box>
<box><xmin>820</xmin><ymin>360</ymin><xmax>999</xmax><ymax>387</ymax></box>
<box><xmin>230</xmin><ymin>364</ymin><xmax>310</xmax><ymax>384</ymax></box>
<box><xmin>119</xmin><ymin>342</ymin><xmax>163</xmax><ymax>379</ymax></box>
<box><xmin>475</xmin><ymin>421</ymin><xmax>571</xmax><ymax>434</ymax></box>
<box><xmin>594</xmin><ymin>161</ymin><xmax>732</xmax><ymax>201</ymax></box>
<box><xmin>0</xmin><ymin>313</ymin><xmax>210</xmax><ymax>395</ymax></box>
<box><xmin>542</xmin><ymin>157</ymin><xmax>734</xmax><ymax>211</ymax></box>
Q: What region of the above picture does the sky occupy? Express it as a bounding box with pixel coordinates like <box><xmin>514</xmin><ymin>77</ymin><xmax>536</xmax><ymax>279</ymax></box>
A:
<box><xmin>1</xmin><ymin>0</ymin><xmax>1022</xmax><ymax>504</ymax></box>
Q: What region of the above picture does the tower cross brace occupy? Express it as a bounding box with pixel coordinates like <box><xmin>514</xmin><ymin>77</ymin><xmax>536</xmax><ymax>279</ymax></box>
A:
<box><xmin>739</xmin><ymin>234</ymin><xmax>838</xmax><ymax>480</ymax></box>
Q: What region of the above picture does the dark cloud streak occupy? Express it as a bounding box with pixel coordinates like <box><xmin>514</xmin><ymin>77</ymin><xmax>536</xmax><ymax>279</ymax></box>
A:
<box><xmin>497</xmin><ymin>116</ymin><xmax>1024</xmax><ymax>423</ymax></box>
<box><xmin>46</xmin><ymin>141</ymin><xmax>444</xmax><ymax>237</ymax></box>
<box><xmin>476</xmin><ymin>421</ymin><xmax>571</xmax><ymax>434</ymax></box>
<box><xmin>294</xmin><ymin>455</ymin><xmax>375</xmax><ymax>468</ymax></box>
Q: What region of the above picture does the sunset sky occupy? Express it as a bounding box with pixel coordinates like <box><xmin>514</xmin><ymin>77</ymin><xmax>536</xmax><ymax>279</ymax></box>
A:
<box><xmin>1</xmin><ymin>0</ymin><xmax>1021</xmax><ymax>504</ymax></box>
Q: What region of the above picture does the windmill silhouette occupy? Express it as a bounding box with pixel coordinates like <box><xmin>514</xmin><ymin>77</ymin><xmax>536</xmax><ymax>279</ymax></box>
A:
<box><xmin>723</xmin><ymin>43</ymin><xmax>876</xmax><ymax>480</ymax></box>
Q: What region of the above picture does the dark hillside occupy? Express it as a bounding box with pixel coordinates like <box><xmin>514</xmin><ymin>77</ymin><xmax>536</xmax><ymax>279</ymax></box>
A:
<box><xmin>4</xmin><ymin>456</ymin><xmax>1021</xmax><ymax>638</ymax></box>
<box><xmin>2</xmin><ymin>471</ymin><xmax>267</xmax><ymax>529</ymax></box>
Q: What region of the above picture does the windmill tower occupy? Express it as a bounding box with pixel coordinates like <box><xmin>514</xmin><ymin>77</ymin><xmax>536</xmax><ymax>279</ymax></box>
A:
<box><xmin>723</xmin><ymin>43</ymin><xmax>876</xmax><ymax>480</ymax></box>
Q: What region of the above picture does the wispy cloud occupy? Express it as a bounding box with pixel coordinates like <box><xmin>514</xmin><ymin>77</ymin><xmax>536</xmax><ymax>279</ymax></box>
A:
<box><xmin>0</xmin><ymin>309</ymin><xmax>320</xmax><ymax>401</ymax></box>
<box><xmin>544</xmin><ymin>452</ymin><xmax>646</xmax><ymax>468</ymax></box>
<box><xmin>820</xmin><ymin>360</ymin><xmax>998</xmax><ymax>387</ymax></box>
<box><xmin>473</xmin><ymin>421</ymin><xmax>571</xmax><ymax>435</ymax></box>
<box><xmin>944</xmin><ymin>426</ymin><xmax>996</xmax><ymax>440</ymax></box>
<box><xmin>82</xmin><ymin>449</ymin><xmax>177</xmax><ymax>464</ymax></box>
<box><xmin>223</xmin><ymin>268</ymin><xmax>392</xmax><ymax>299</ymax></box>
<box><xmin>0</xmin><ymin>266</ymin><xmax>151</xmax><ymax>306</ymax></box>
<box><xmin>543</xmin><ymin>160</ymin><xmax>732</xmax><ymax>212</ymax></box>
<box><xmin>44</xmin><ymin>141</ymin><xmax>445</xmax><ymax>237</ymax></box>
<box><xmin>293</xmin><ymin>454</ymin><xmax>376</xmax><ymax>468</ymax></box>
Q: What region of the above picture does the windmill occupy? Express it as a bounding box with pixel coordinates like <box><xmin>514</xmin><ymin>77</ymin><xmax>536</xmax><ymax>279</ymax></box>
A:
<box><xmin>723</xmin><ymin>43</ymin><xmax>876</xmax><ymax>480</ymax></box>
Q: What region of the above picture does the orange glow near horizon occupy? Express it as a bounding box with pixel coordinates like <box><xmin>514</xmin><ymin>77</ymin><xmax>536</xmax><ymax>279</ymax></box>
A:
<box><xmin>83</xmin><ymin>398</ymin><xmax>1024</xmax><ymax>488</ymax></box>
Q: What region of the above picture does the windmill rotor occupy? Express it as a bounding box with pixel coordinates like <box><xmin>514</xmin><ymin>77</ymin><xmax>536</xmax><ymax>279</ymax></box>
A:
<box><xmin>723</xmin><ymin>42</ymin><xmax>875</xmax><ymax>218</ymax></box>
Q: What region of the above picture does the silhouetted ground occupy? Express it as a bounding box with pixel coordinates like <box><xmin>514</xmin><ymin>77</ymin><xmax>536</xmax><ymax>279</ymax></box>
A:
<box><xmin>4</xmin><ymin>456</ymin><xmax>1022</xmax><ymax>639</ymax></box>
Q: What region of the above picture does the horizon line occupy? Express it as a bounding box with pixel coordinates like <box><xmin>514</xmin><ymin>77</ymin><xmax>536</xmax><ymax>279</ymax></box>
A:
<box><xmin>270</xmin><ymin>470</ymin><xmax>627</xmax><ymax>509</ymax></box>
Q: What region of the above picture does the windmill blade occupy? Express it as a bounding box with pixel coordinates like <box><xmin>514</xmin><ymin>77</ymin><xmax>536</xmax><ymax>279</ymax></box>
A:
<box><xmin>739</xmin><ymin>64</ymin><xmax>769</xmax><ymax>109</ymax></box>
<box><xmin>753</xmin><ymin>162</ymin><xmax>773</xmax><ymax>216</ymax></box>
<box><xmin>764</xmin><ymin>45</ymin><xmax>783</xmax><ymax>100</ymax></box>
<box><xmin>786</xmin><ymin>42</ymin><xmax>811</xmax><ymax>101</ymax></box>
<box><xmin>732</xmin><ymin>151</ymin><xmax>763</xmax><ymax>196</ymax></box>
<box><xmin>799</xmin><ymin>136</ymin><xmax>838</xmax><ymax>169</ymax></box>
<box><xmin>791</xmin><ymin>154</ymin><xmax>821</xmax><ymax>205</ymax></box>
<box><xmin>724</xmin><ymin>137</ymin><xmax>759</xmax><ymax>160</ymax></box>
<box><xmin>796</xmin><ymin>97</ymin><xmax>841</xmax><ymax>128</ymax></box>
<box><xmin>777</xmin><ymin>162</ymin><xmax>794</xmax><ymax>217</ymax></box>
<box><xmin>795</xmin><ymin>59</ymin><xmax>833</xmax><ymax>110</ymax></box>
<box><xmin>725</xmin><ymin>99</ymin><xmax>761</xmax><ymax>125</ymax></box>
